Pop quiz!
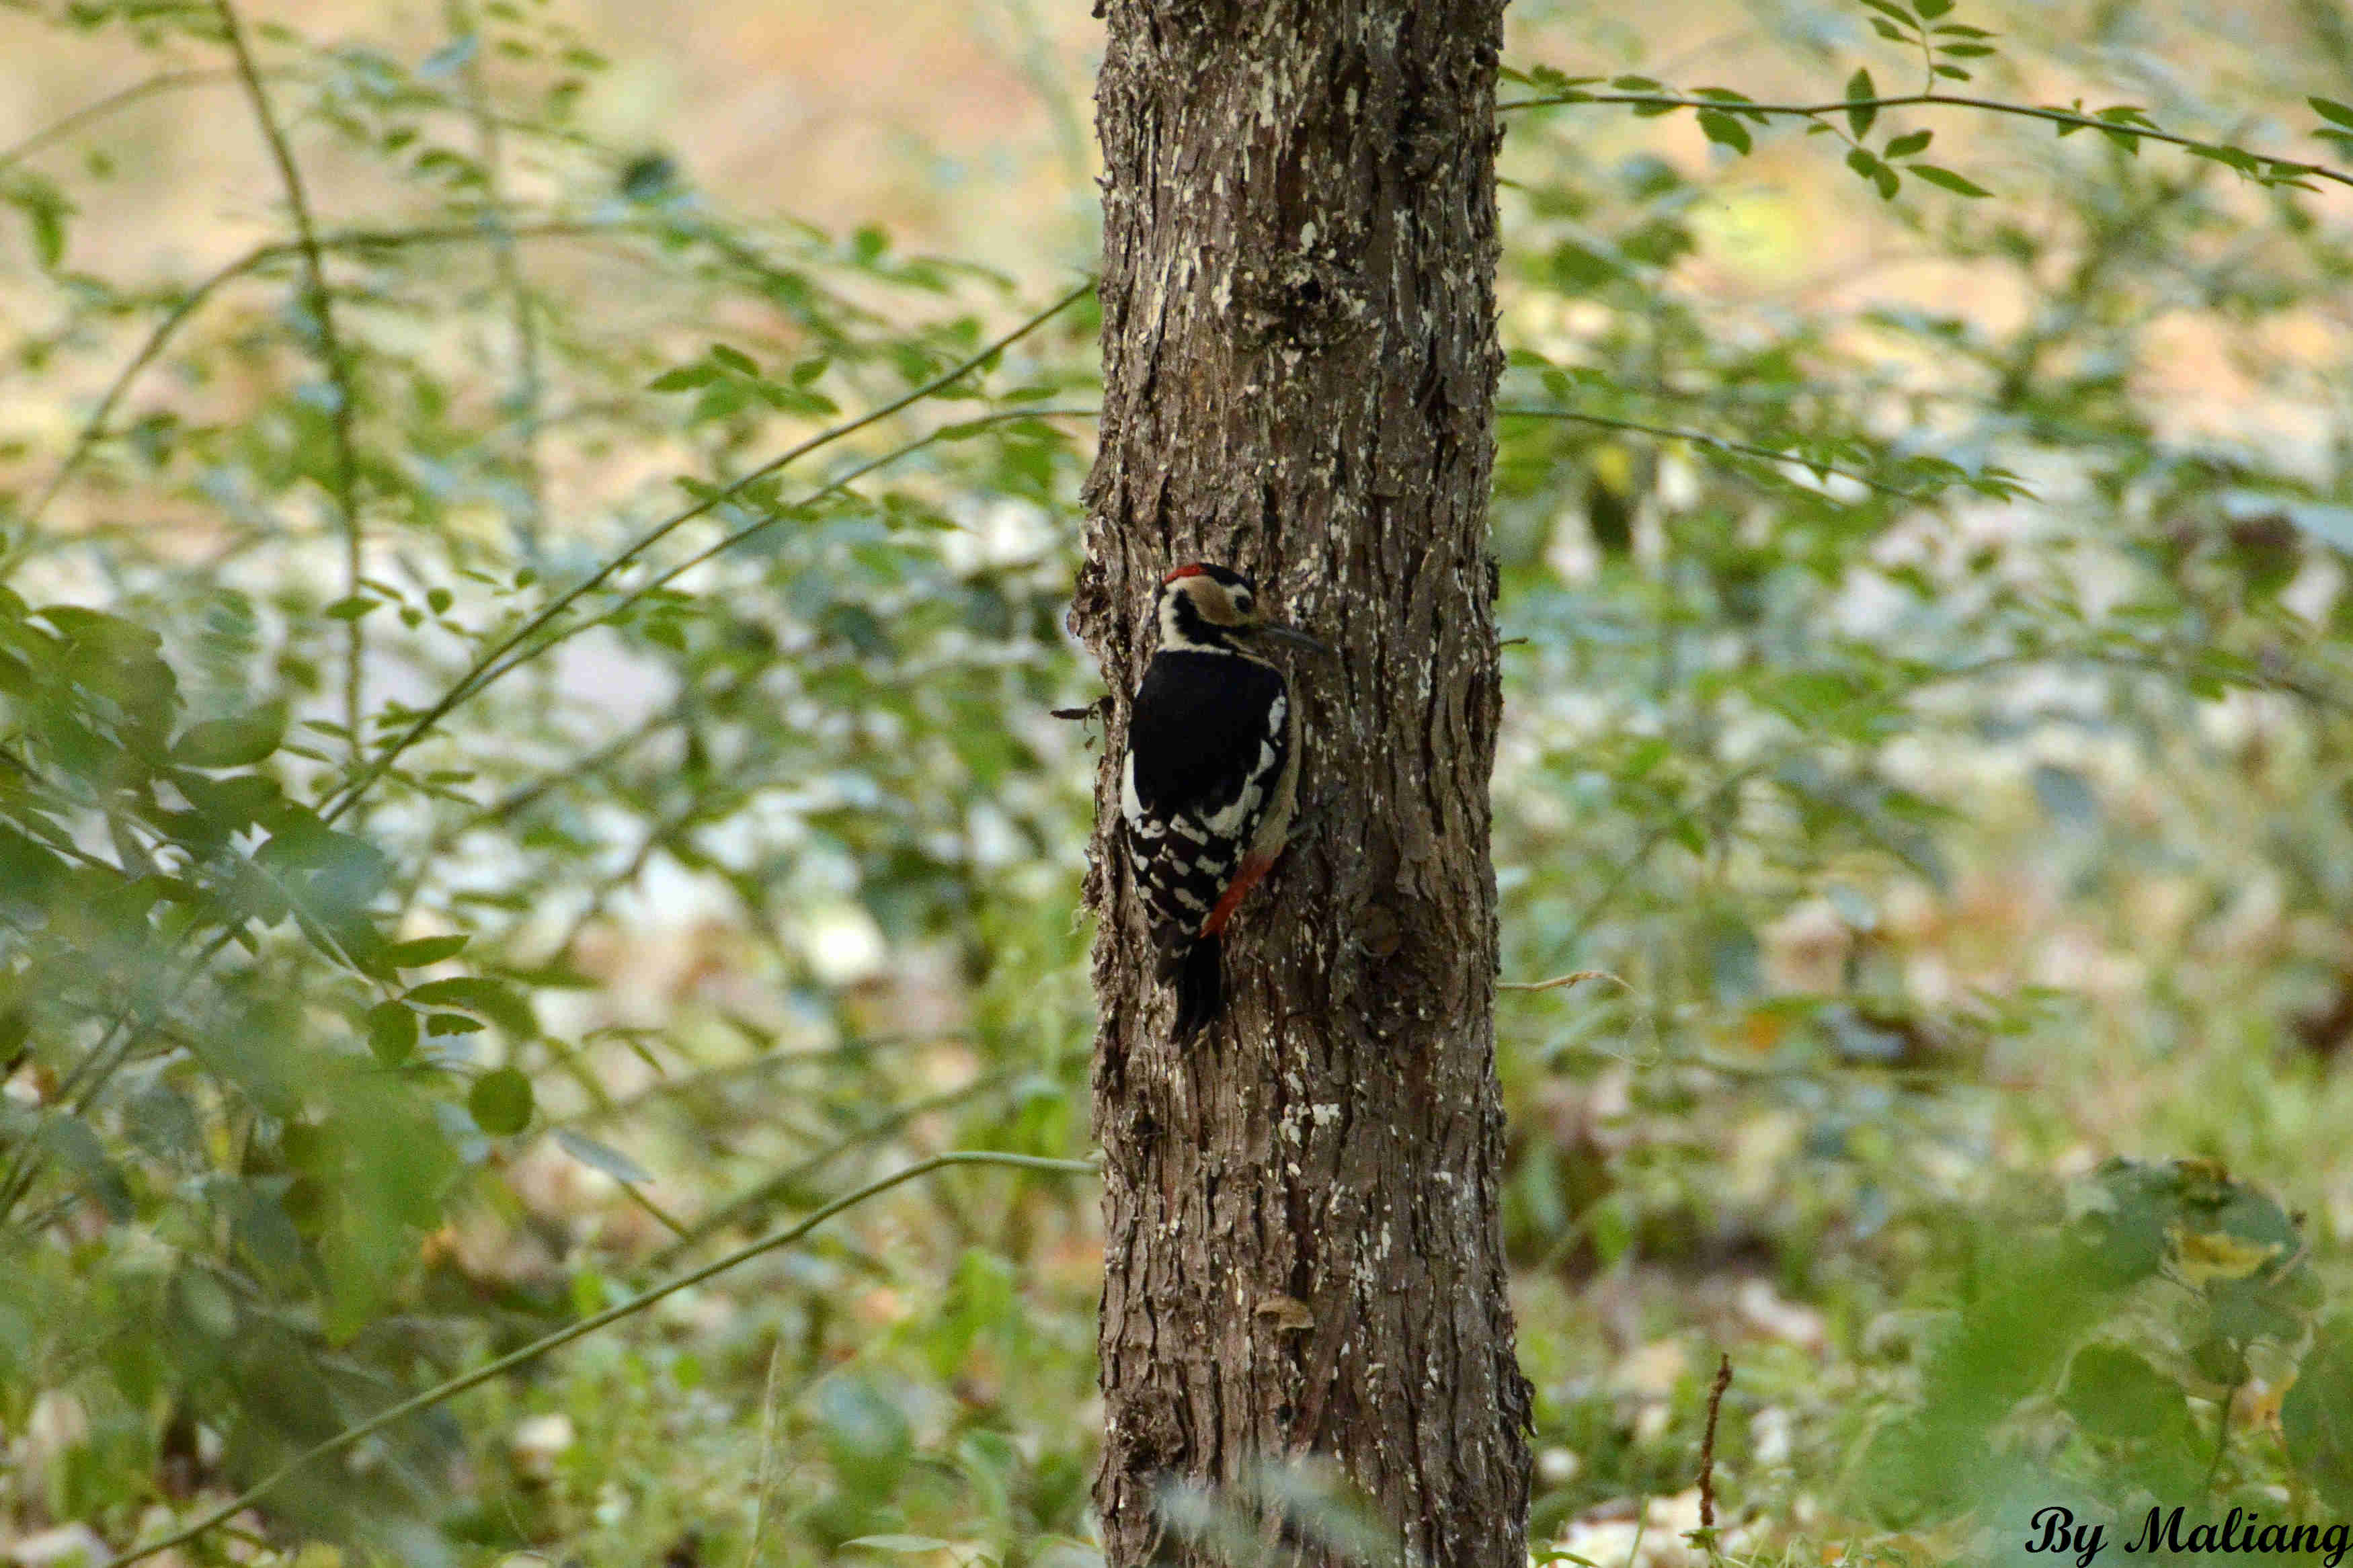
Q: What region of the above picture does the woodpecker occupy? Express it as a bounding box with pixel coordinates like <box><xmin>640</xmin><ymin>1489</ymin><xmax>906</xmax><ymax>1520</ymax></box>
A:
<box><xmin>1119</xmin><ymin>563</ymin><xmax>1327</xmax><ymax>1042</ymax></box>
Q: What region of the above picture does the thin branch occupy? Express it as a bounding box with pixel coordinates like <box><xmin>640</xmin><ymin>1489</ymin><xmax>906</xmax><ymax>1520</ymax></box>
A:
<box><xmin>213</xmin><ymin>0</ymin><xmax>369</xmax><ymax>770</ymax></box>
<box><xmin>0</xmin><ymin>919</ymin><xmax>245</xmax><ymax>1227</ymax></box>
<box><xmin>21</xmin><ymin>218</ymin><xmax>654</xmax><ymax>530</ymax></box>
<box><xmin>1499</xmin><ymin>89</ymin><xmax>2353</xmax><ymax>193</ymax></box>
<box><xmin>391</xmin><ymin>657</ymin><xmax>770</xmax><ymax>913</ymax></box>
<box><xmin>447</xmin><ymin>0</ymin><xmax>549</xmax><ymax>554</ymax></box>
<box><xmin>97</xmin><ymin>1149</ymin><xmax>1096</xmax><ymax>1568</ymax></box>
<box><xmin>1552</xmin><ymin>759</ymin><xmax>1778</xmax><ymax>949</ymax></box>
<box><xmin>557</xmin><ymin>1032</ymin><xmax>968</xmax><ymax>1130</ymax></box>
<box><xmin>1497</xmin><ymin>968</ymin><xmax>1628</xmax><ymax>994</ymax></box>
<box><xmin>397</xmin><ymin>411</ymin><xmax>1092</xmax><ymax>802</ymax></box>
<box><xmin>1697</xmin><ymin>1353</ymin><xmax>1734</xmax><ymax>1543</ymax></box>
<box><xmin>1497</xmin><ymin>405</ymin><xmax>1935</xmax><ymax>501</ymax></box>
<box><xmin>0</xmin><ymin>69</ymin><xmax>257</xmax><ymax>179</ymax></box>
<box><xmin>317</xmin><ymin>337</ymin><xmax>1096</xmax><ymax>825</ymax></box>
<box><xmin>468</xmin><ymin>406</ymin><xmax>1100</xmax><ymax>687</ymax></box>
<box><xmin>2202</xmin><ymin>1360</ymin><xmax>2248</xmax><ymax>1495</ymax></box>
<box><xmin>646</xmin><ymin>1070</ymin><xmax>1029</xmax><ymax>1267</ymax></box>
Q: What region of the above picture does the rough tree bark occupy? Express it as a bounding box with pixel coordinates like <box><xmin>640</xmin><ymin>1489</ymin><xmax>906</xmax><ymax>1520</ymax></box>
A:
<box><xmin>1072</xmin><ymin>2</ymin><xmax>1531</xmax><ymax>1565</ymax></box>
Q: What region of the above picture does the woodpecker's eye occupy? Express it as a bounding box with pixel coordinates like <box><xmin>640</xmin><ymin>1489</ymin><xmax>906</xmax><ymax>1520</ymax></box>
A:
<box><xmin>1233</xmin><ymin>594</ymin><xmax>1253</xmax><ymax>616</ymax></box>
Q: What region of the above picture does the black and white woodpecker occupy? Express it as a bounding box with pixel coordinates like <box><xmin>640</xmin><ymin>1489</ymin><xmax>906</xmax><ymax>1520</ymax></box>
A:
<box><xmin>1119</xmin><ymin>563</ymin><xmax>1328</xmax><ymax>1041</ymax></box>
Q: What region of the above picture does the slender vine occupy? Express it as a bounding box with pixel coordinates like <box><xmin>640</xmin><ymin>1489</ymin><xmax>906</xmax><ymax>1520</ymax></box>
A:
<box><xmin>212</xmin><ymin>0</ymin><xmax>371</xmax><ymax>770</ymax></box>
<box><xmin>97</xmin><ymin>1151</ymin><xmax>1097</xmax><ymax>1568</ymax></box>
<box><xmin>1501</xmin><ymin>87</ymin><xmax>2353</xmax><ymax>195</ymax></box>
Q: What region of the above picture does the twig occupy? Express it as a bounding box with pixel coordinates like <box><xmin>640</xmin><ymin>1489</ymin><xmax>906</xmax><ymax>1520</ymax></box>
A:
<box><xmin>1498</xmin><ymin>969</ymin><xmax>1628</xmax><ymax>995</ymax></box>
<box><xmin>742</xmin><ymin>1337</ymin><xmax>791</xmax><ymax>1568</ymax></box>
<box><xmin>0</xmin><ymin>69</ymin><xmax>258</xmax><ymax>179</ymax></box>
<box><xmin>214</xmin><ymin>0</ymin><xmax>370</xmax><ymax>772</ymax></box>
<box><xmin>1698</xmin><ymin>1353</ymin><xmax>1734</xmax><ymax>1540</ymax></box>
<box><xmin>557</xmin><ymin>1030</ymin><xmax>966</xmax><ymax>1129</ymax></box>
<box><xmin>331</xmin><ymin>405</ymin><xmax>1099</xmax><ymax>826</ymax></box>
<box><xmin>647</xmin><ymin>1070</ymin><xmax>1028</xmax><ymax>1266</ymax></box>
<box><xmin>465</xmin><ymin>406</ymin><xmax>1100</xmax><ymax>692</ymax></box>
<box><xmin>1556</xmin><ymin>761</ymin><xmax>1777</xmax><ymax>948</ymax></box>
<box><xmin>1496</xmin><ymin>406</ymin><xmax>1936</xmax><ymax>502</ymax></box>
<box><xmin>317</xmin><ymin>285</ymin><xmax>1095</xmax><ymax>825</ymax></box>
<box><xmin>1499</xmin><ymin>89</ymin><xmax>2353</xmax><ymax>193</ymax></box>
<box><xmin>615</xmin><ymin>1177</ymin><xmax>689</xmax><ymax>1239</ymax></box>
<box><xmin>96</xmin><ymin>1150</ymin><xmax>1096</xmax><ymax>1568</ymax></box>
<box><xmin>448</xmin><ymin>0</ymin><xmax>549</xmax><ymax>553</ymax></box>
<box><xmin>2202</xmin><ymin>1360</ymin><xmax>2247</xmax><ymax>1495</ymax></box>
<box><xmin>19</xmin><ymin>218</ymin><xmax>653</xmax><ymax>530</ymax></box>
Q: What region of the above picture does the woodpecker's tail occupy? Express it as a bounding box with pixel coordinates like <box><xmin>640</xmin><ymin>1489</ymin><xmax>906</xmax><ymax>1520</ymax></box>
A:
<box><xmin>1170</xmin><ymin>936</ymin><xmax>1224</xmax><ymax>1043</ymax></box>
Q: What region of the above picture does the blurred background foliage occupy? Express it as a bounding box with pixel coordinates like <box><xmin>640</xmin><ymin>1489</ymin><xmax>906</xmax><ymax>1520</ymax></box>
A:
<box><xmin>1</xmin><ymin>0</ymin><xmax>2350</xmax><ymax>1563</ymax></box>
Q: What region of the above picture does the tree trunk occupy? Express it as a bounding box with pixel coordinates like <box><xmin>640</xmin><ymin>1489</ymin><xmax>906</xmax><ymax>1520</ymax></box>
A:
<box><xmin>1073</xmin><ymin>2</ymin><xmax>1531</xmax><ymax>1564</ymax></box>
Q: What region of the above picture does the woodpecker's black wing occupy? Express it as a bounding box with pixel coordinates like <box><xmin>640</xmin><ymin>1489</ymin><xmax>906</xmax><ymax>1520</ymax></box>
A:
<box><xmin>1120</xmin><ymin>649</ymin><xmax>1289</xmax><ymax>945</ymax></box>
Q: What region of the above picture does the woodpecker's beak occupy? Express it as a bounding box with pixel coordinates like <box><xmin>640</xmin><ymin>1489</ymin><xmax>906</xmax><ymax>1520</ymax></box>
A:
<box><xmin>1252</xmin><ymin>620</ymin><xmax>1332</xmax><ymax>655</ymax></box>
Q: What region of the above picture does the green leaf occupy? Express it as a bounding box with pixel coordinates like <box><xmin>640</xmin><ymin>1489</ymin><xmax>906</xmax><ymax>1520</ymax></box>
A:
<box><xmin>647</xmin><ymin>364</ymin><xmax>719</xmax><ymax>393</ymax></box>
<box><xmin>29</xmin><ymin>200</ymin><xmax>64</xmax><ymax>269</ymax></box>
<box><xmin>323</xmin><ymin>595</ymin><xmax>381</xmax><ymax>622</ymax></box>
<box><xmin>1913</xmin><ymin>0</ymin><xmax>1954</xmax><ymax>16</ymax></box>
<box><xmin>385</xmin><ymin>934</ymin><xmax>469</xmax><ymax>967</ymax></box>
<box><xmin>468</xmin><ymin>1067</ymin><xmax>534</xmax><ymax>1135</ymax></box>
<box><xmin>553</xmin><ymin>1127</ymin><xmax>653</xmax><ymax>1184</ymax></box>
<box><xmin>1697</xmin><ymin>110</ymin><xmax>1752</xmax><ymax>155</ymax></box>
<box><xmin>2310</xmin><ymin>97</ymin><xmax>2353</xmax><ymax>129</ymax></box>
<box><xmin>2186</xmin><ymin>144</ymin><xmax>2262</xmax><ymax>176</ymax></box>
<box><xmin>1884</xmin><ymin>130</ymin><xmax>1934</xmax><ymax>159</ymax></box>
<box><xmin>1845</xmin><ymin>69</ymin><xmax>1878</xmax><ymax>139</ymax></box>
<box><xmin>366</xmin><ymin>1001</ymin><xmax>417</xmax><ymax>1066</ymax></box>
<box><xmin>1909</xmin><ymin>163</ymin><xmax>1992</xmax><ymax>197</ymax></box>
<box><xmin>2061</xmin><ymin>1342</ymin><xmax>2190</xmax><ymax>1442</ymax></box>
<box><xmin>403</xmin><ymin>976</ymin><xmax>536</xmax><ymax>1036</ymax></box>
<box><xmin>2285</xmin><ymin>1316</ymin><xmax>2353</xmax><ymax>1508</ymax></box>
<box><xmin>173</xmin><ymin>706</ymin><xmax>287</xmax><ymax>768</ymax></box>
<box><xmin>708</xmin><ymin>343</ymin><xmax>758</xmax><ymax>374</ymax></box>
<box><xmin>40</xmin><ymin>1113</ymin><xmax>134</xmax><ymax>1221</ymax></box>
<box><xmin>1847</xmin><ymin>148</ymin><xmax>1901</xmax><ymax>199</ymax></box>
<box><xmin>818</xmin><ymin>1376</ymin><xmax>913</xmax><ymax>1500</ymax></box>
